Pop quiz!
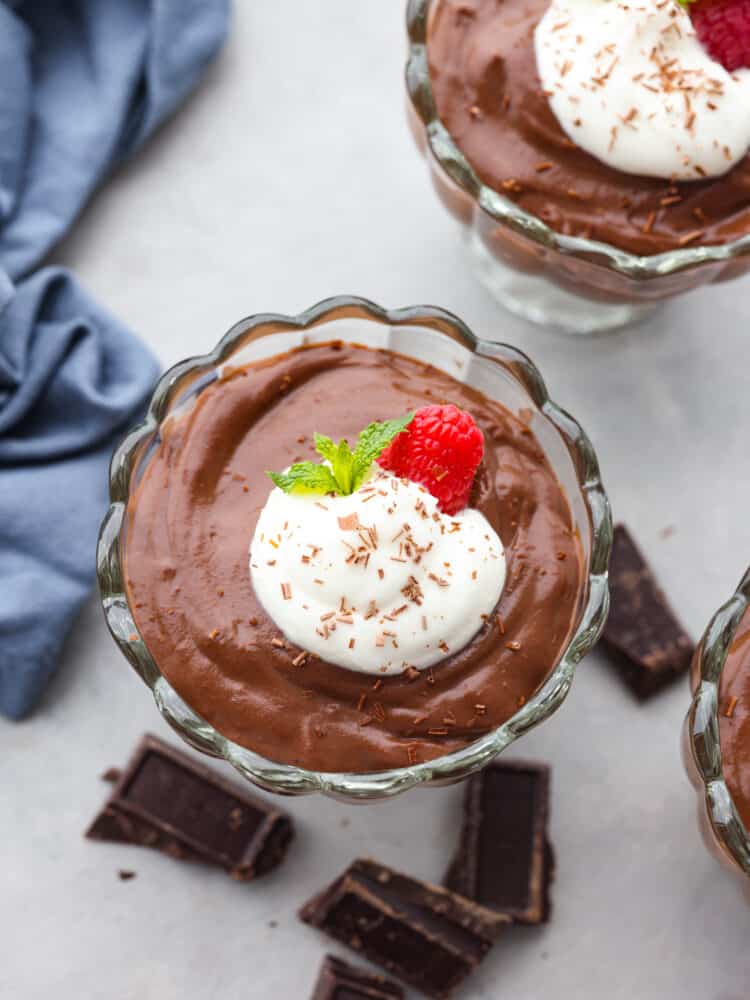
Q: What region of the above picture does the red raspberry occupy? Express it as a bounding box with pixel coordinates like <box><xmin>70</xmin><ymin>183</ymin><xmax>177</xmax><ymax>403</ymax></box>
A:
<box><xmin>690</xmin><ymin>0</ymin><xmax>750</xmax><ymax>71</ymax></box>
<box><xmin>377</xmin><ymin>404</ymin><xmax>484</xmax><ymax>515</ymax></box>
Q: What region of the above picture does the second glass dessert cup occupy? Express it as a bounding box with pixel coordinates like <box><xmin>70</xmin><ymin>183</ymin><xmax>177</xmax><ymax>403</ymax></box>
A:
<box><xmin>684</xmin><ymin>569</ymin><xmax>750</xmax><ymax>897</ymax></box>
<box><xmin>405</xmin><ymin>0</ymin><xmax>750</xmax><ymax>336</ymax></box>
<box><xmin>97</xmin><ymin>296</ymin><xmax>612</xmax><ymax>802</ymax></box>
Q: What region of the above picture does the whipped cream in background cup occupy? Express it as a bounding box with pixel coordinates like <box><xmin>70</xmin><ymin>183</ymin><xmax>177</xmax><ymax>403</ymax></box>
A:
<box><xmin>535</xmin><ymin>0</ymin><xmax>750</xmax><ymax>182</ymax></box>
<box><xmin>684</xmin><ymin>567</ymin><xmax>750</xmax><ymax>899</ymax></box>
<box><xmin>97</xmin><ymin>297</ymin><xmax>611</xmax><ymax>801</ymax></box>
<box><xmin>406</xmin><ymin>0</ymin><xmax>750</xmax><ymax>335</ymax></box>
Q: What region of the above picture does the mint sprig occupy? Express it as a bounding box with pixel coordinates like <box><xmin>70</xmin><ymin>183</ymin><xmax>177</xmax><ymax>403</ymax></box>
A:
<box><xmin>267</xmin><ymin>413</ymin><xmax>413</xmax><ymax>497</ymax></box>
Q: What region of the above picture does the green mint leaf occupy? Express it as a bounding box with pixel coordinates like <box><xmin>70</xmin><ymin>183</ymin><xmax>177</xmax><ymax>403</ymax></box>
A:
<box><xmin>313</xmin><ymin>433</ymin><xmax>338</xmax><ymax>464</ymax></box>
<box><xmin>314</xmin><ymin>432</ymin><xmax>355</xmax><ymax>493</ymax></box>
<box><xmin>267</xmin><ymin>462</ymin><xmax>339</xmax><ymax>495</ymax></box>
<box><xmin>351</xmin><ymin>413</ymin><xmax>414</xmax><ymax>490</ymax></box>
<box><xmin>333</xmin><ymin>438</ymin><xmax>354</xmax><ymax>493</ymax></box>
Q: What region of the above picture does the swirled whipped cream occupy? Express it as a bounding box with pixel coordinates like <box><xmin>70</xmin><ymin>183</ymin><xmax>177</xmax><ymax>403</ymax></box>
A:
<box><xmin>249</xmin><ymin>472</ymin><xmax>506</xmax><ymax>675</ymax></box>
<box><xmin>534</xmin><ymin>0</ymin><xmax>750</xmax><ymax>180</ymax></box>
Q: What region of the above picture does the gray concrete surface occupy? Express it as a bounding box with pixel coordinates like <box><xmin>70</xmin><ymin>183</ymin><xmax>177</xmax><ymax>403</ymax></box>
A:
<box><xmin>3</xmin><ymin>3</ymin><xmax>750</xmax><ymax>998</ymax></box>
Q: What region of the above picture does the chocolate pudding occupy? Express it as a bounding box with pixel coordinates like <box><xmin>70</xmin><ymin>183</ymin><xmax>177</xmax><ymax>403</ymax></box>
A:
<box><xmin>124</xmin><ymin>342</ymin><xmax>584</xmax><ymax>772</ymax></box>
<box><xmin>719</xmin><ymin>607</ymin><xmax>750</xmax><ymax>830</ymax></box>
<box><xmin>427</xmin><ymin>0</ymin><xmax>750</xmax><ymax>255</ymax></box>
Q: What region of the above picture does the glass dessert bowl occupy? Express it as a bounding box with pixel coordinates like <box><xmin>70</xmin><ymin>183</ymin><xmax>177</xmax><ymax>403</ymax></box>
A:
<box><xmin>406</xmin><ymin>0</ymin><xmax>750</xmax><ymax>335</ymax></box>
<box><xmin>685</xmin><ymin>568</ymin><xmax>750</xmax><ymax>894</ymax></box>
<box><xmin>97</xmin><ymin>296</ymin><xmax>611</xmax><ymax>801</ymax></box>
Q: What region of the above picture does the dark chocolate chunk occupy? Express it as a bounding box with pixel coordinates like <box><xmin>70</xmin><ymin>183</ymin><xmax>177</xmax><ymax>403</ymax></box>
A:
<box><xmin>444</xmin><ymin>761</ymin><xmax>552</xmax><ymax>925</ymax></box>
<box><xmin>118</xmin><ymin>869</ymin><xmax>136</xmax><ymax>881</ymax></box>
<box><xmin>601</xmin><ymin>524</ymin><xmax>693</xmax><ymax>698</ymax></box>
<box><xmin>101</xmin><ymin>767</ymin><xmax>122</xmax><ymax>784</ymax></box>
<box><xmin>299</xmin><ymin>858</ymin><xmax>503</xmax><ymax>999</ymax></box>
<box><xmin>311</xmin><ymin>954</ymin><xmax>404</xmax><ymax>999</ymax></box>
<box><xmin>87</xmin><ymin>734</ymin><xmax>293</xmax><ymax>880</ymax></box>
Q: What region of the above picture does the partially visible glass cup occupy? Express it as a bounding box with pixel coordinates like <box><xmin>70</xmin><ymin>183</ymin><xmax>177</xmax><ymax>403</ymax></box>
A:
<box><xmin>684</xmin><ymin>569</ymin><xmax>750</xmax><ymax>896</ymax></box>
<box><xmin>405</xmin><ymin>0</ymin><xmax>750</xmax><ymax>335</ymax></box>
<box><xmin>97</xmin><ymin>296</ymin><xmax>611</xmax><ymax>802</ymax></box>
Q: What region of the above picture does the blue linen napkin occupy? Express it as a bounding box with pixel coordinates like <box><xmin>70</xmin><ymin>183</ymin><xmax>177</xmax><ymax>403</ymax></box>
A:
<box><xmin>0</xmin><ymin>0</ymin><xmax>230</xmax><ymax>719</ymax></box>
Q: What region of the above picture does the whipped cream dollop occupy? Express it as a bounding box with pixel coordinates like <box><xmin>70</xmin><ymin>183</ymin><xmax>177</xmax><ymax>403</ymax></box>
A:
<box><xmin>249</xmin><ymin>473</ymin><xmax>506</xmax><ymax>675</ymax></box>
<box><xmin>534</xmin><ymin>0</ymin><xmax>750</xmax><ymax>181</ymax></box>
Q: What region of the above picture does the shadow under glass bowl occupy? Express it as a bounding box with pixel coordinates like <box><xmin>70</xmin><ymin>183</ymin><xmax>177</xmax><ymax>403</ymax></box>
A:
<box><xmin>685</xmin><ymin>569</ymin><xmax>750</xmax><ymax>893</ymax></box>
<box><xmin>405</xmin><ymin>0</ymin><xmax>750</xmax><ymax>335</ymax></box>
<box><xmin>97</xmin><ymin>296</ymin><xmax>612</xmax><ymax>802</ymax></box>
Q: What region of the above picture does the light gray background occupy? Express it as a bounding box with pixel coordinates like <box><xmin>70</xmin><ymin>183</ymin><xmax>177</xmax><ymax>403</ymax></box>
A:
<box><xmin>3</xmin><ymin>4</ymin><xmax>750</xmax><ymax>999</ymax></box>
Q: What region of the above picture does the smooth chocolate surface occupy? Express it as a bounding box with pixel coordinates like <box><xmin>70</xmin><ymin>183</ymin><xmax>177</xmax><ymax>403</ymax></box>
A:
<box><xmin>444</xmin><ymin>760</ymin><xmax>552</xmax><ymax>924</ymax></box>
<box><xmin>719</xmin><ymin>607</ymin><xmax>750</xmax><ymax>832</ymax></box>
<box><xmin>86</xmin><ymin>734</ymin><xmax>293</xmax><ymax>880</ymax></box>
<box><xmin>311</xmin><ymin>955</ymin><xmax>404</xmax><ymax>1000</ymax></box>
<box><xmin>300</xmin><ymin>858</ymin><xmax>502</xmax><ymax>999</ymax></box>
<box><xmin>601</xmin><ymin>524</ymin><xmax>693</xmax><ymax>698</ymax></box>
<box><xmin>124</xmin><ymin>342</ymin><xmax>584</xmax><ymax>772</ymax></box>
<box><xmin>428</xmin><ymin>0</ymin><xmax>750</xmax><ymax>255</ymax></box>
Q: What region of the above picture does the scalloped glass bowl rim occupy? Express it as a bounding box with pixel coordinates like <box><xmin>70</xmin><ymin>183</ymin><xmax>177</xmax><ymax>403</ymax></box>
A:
<box><xmin>687</xmin><ymin>568</ymin><xmax>750</xmax><ymax>875</ymax></box>
<box><xmin>97</xmin><ymin>296</ymin><xmax>611</xmax><ymax>800</ymax></box>
<box><xmin>405</xmin><ymin>0</ymin><xmax>750</xmax><ymax>281</ymax></box>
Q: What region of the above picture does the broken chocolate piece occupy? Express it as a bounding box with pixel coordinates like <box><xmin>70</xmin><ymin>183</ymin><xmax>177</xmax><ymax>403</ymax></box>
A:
<box><xmin>300</xmin><ymin>858</ymin><xmax>503</xmax><ymax>999</ymax></box>
<box><xmin>87</xmin><ymin>733</ymin><xmax>293</xmax><ymax>880</ymax></box>
<box><xmin>101</xmin><ymin>767</ymin><xmax>122</xmax><ymax>784</ymax></box>
<box><xmin>311</xmin><ymin>954</ymin><xmax>404</xmax><ymax>999</ymax></box>
<box><xmin>444</xmin><ymin>761</ymin><xmax>552</xmax><ymax>925</ymax></box>
<box><xmin>601</xmin><ymin>524</ymin><xmax>693</xmax><ymax>698</ymax></box>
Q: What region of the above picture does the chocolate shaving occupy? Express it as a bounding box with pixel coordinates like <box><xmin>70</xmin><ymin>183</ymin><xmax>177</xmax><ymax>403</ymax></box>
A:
<box><xmin>338</xmin><ymin>513</ymin><xmax>361</xmax><ymax>531</ymax></box>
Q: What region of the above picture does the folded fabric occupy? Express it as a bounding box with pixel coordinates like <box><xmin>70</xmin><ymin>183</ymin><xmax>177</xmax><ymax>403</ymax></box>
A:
<box><xmin>0</xmin><ymin>0</ymin><xmax>230</xmax><ymax>280</ymax></box>
<box><xmin>0</xmin><ymin>0</ymin><xmax>230</xmax><ymax>719</ymax></box>
<box><xmin>0</xmin><ymin>269</ymin><xmax>160</xmax><ymax>717</ymax></box>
